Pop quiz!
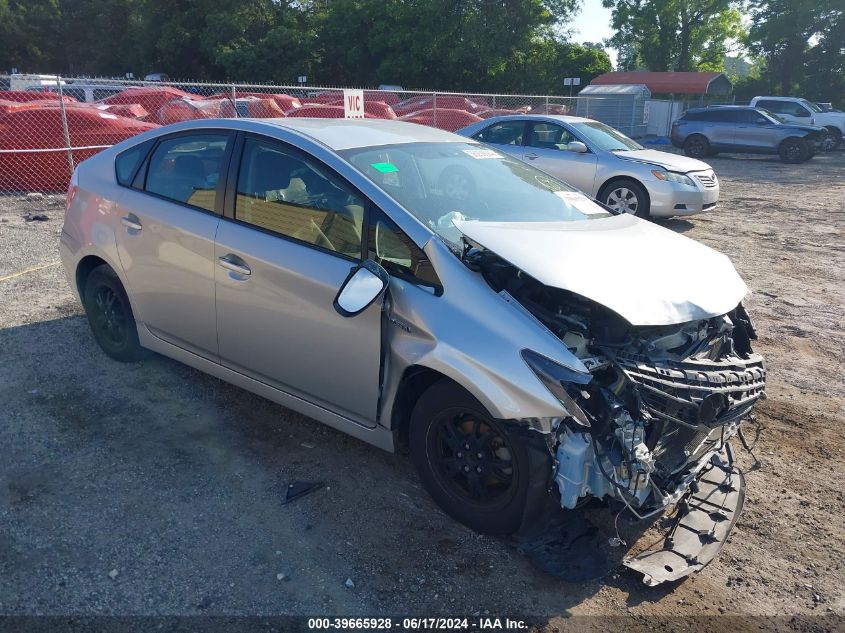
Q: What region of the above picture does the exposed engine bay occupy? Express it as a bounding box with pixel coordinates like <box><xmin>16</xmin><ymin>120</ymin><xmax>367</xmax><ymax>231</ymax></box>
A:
<box><xmin>464</xmin><ymin>246</ymin><xmax>766</xmax><ymax>517</ymax></box>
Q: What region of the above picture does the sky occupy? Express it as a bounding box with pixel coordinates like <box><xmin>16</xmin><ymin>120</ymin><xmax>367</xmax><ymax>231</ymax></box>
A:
<box><xmin>569</xmin><ymin>0</ymin><xmax>618</xmax><ymax>67</ymax></box>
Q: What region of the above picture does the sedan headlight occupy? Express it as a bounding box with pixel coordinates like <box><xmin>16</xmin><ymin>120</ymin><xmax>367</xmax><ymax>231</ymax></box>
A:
<box><xmin>521</xmin><ymin>349</ymin><xmax>592</xmax><ymax>427</ymax></box>
<box><xmin>651</xmin><ymin>168</ymin><xmax>696</xmax><ymax>187</ymax></box>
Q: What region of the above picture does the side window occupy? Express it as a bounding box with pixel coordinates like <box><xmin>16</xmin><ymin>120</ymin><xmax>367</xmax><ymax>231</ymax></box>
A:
<box><xmin>757</xmin><ymin>100</ymin><xmax>783</xmax><ymax>114</ymax></box>
<box><xmin>145</xmin><ymin>134</ymin><xmax>228</xmax><ymax>212</ymax></box>
<box><xmin>368</xmin><ymin>210</ymin><xmax>441</xmax><ymax>289</ymax></box>
<box><xmin>741</xmin><ymin>110</ymin><xmax>768</xmax><ymax>124</ymax></box>
<box><xmin>115</xmin><ymin>139</ymin><xmax>154</xmax><ymax>186</ymax></box>
<box><xmin>527</xmin><ymin>123</ymin><xmax>577</xmax><ymax>150</ymax></box>
<box><xmin>790</xmin><ymin>103</ymin><xmax>811</xmax><ymax>117</ymax></box>
<box><xmin>235</xmin><ymin>138</ymin><xmax>364</xmax><ymax>259</ymax></box>
<box><xmin>482</xmin><ymin>121</ymin><xmax>525</xmax><ymax>145</ymax></box>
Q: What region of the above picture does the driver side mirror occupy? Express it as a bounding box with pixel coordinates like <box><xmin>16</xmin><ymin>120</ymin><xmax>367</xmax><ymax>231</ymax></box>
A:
<box><xmin>567</xmin><ymin>141</ymin><xmax>588</xmax><ymax>154</ymax></box>
<box><xmin>334</xmin><ymin>259</ymin><xmax>390</xmax><ymax>317</ymax></box>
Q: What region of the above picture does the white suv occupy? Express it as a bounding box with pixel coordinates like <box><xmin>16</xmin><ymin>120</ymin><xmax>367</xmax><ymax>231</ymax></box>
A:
<box><xmin>751</xmin><ymin>96</ymin><xmax>845</xmax><ymax>150</ymax></box>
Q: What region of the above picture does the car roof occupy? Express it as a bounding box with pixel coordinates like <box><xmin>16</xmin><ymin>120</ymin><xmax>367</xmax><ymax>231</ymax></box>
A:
<box><xmin>688</xmin><ymin>105</ymin><xmax>755</xmax><ymax>111</ymax></box>
<box><xmin>477</xmin><ymin>114</ymin><xmax>595</xmax><ymax>124</ymax></box>
<box><xmin>242</xmin><ymin>117</ymin><xmax>469</xmax><ymax>150</ymax></box>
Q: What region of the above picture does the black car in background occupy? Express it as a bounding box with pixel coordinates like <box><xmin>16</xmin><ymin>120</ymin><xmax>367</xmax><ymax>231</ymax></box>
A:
<box><xmin>671</xmin><ymin>106</ymin><xmax>828</xmax><ymax>163</ymax></box>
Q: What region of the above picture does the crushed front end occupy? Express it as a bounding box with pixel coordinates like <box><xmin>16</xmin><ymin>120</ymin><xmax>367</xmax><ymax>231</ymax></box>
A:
<box><xmin>467</xmin><ymin>248</ymin><xmax>766</xmax><ymax>584</ymax></box>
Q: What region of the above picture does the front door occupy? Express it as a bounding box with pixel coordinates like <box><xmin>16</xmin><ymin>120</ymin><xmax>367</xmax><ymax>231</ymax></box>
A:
<box><xmin>735</xmin><ymin>110</ymin><xmax>774</xmax><ymax>151</ymax></box>
<box><xmin>523</xmin><ymin>122</ymin><xmax>598</xmax><ymax>194</ymax></box>
<box><xmin>214</xmin><ymin>135</ymin><xmax>383</xmax><ymax>425</ymax></box>
<box><xmin>114</xmin><ymin>131</ymin><xmax>231</xmax><ymax>358</ymax></box>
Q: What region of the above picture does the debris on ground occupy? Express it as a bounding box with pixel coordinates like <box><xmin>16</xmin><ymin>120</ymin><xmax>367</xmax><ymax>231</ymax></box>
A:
<box><xmin>282</xmin><ymin>481</ymin><xmax>324</xmax><ymax>505</ymax></box>
<box><xmin>22</xmin><ymin>212</ymin><xmax>49</xmax><ymax>222</ymax></box>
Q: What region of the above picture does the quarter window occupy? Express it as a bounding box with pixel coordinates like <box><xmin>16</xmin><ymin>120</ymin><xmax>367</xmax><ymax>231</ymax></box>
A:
<box><xmin>115</xmin><ymin>139</ymin><xmax>154</xmax><ymax>187</ymax></box>
<box><xmin>368</xmin><ymin>210</ymin><xmax>440</xmax><ymax>289</ymax></box>
<box><xmin>527</xmin><ymin>123</ymin><xmax>577</xmax><ymax>150</ymax></box>
<box><xmin>145</xmin><ymin>134</ymin><xmax>229</xmax><ymax>212</ymax></box>
<box><xmin>234</xmin><ymin>138</ymin><xmax>365</xmax><ymax>259</ymax></box>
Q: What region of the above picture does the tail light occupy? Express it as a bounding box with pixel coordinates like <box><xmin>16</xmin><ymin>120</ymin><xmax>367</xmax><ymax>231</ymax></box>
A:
<box><xmin>66</xmin><ymin>169</ymin><xmax>79</xmax><ymax>214</ymax></box>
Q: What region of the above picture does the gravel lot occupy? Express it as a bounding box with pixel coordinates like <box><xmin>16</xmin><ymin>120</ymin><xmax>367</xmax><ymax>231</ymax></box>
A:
<box><xmin>1</xmin><ymin>150</ymin><xmax>843</xmax><ymax>631</ymax></box>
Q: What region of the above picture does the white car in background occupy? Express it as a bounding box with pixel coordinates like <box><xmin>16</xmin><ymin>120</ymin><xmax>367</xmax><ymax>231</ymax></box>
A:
<box><xmin>751</xmin><ymin>96</ymin><xmax>845</xmax><ymax>150</ymax></box>
<box><xmin>457</xmin><ymin>115</ymin><xmax>719</xmax><ymax>219</ymax></box>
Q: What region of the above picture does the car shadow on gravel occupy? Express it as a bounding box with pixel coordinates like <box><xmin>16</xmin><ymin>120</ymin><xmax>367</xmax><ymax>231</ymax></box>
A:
<box><xmin>0</xmin><ymin>315</ymin><xmax>669</xmax><ymax>617</ymax></box>
<box><xmin>654</xmin><ymin>218</ymin><xmax>695</xmax><ymax>233</ymax></box>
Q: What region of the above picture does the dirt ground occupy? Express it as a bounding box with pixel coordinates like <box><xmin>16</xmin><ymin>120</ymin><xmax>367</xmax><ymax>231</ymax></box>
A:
<box><xmin>0</xmin><ymin>149</ymin><xmax>843</xmax><ymax>632</ymax></box>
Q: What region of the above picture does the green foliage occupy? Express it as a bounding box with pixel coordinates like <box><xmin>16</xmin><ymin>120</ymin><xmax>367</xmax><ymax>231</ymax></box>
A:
<box><xmin>746</xmin><ymin>0</ymin><xmax>844</xmax><ymax>106</ymax></box>
<box><xmin>602</xmin><ymin>0</ymin><xmax>743</xmax><ymax>73</ymax></box>
<box><xmin>0</xmin><ymin>0</ymin><xmax>613</xmax><ymax>93</ymax></box>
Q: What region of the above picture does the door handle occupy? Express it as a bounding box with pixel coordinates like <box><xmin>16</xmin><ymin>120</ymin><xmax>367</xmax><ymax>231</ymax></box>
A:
<box><xmin>120</xmin><ymin>215</ymin><xmax>142</xmax><ymax>231</ymax></box>
<box><xmin>218</xmin><ymin>254</ymin><xmax>251</xmax><ymax>277</ymax></box>
<box><xmin>524</xmin><ymin>152</ymin><xmax>538</xmax><ymax>159</ymax></box>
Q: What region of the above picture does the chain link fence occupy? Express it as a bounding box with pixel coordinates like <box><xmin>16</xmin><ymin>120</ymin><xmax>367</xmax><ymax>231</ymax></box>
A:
<box><xmin>0</xmin><ymin>74</ymin><xmax>632</xmax><ymax>196</ymax></box>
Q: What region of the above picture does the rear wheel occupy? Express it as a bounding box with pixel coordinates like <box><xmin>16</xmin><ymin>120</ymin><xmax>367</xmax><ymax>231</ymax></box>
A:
<box><xmin>82</xmin><ymin>265</ymin><xmax>149</xmax><ymax>362</ymax></box>
<box><xmin>409</xmin><ymin>380</ymin><xmax>534</xmax><ymax>535</ymax></box>
<box><xmin>779</xmin><ymin>138</ymin><xmax>810</xmax><ymax>163</ymax></box>
<box><xmin>600</xmin><ymin>179</ymin><xmax>650</xmax><ymax>218</ymax></box>
<box><xmin>683</xmin><ymin>134</ymin><xmax>709</xmax><ymax>158</ymax></box>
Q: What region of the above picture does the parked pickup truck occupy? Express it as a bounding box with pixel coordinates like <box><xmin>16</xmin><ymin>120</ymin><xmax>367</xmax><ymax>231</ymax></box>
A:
<box><xmin>751</xmin><ymin>96</ymin><xmax>845</xmax><ymax>150</ymax></box>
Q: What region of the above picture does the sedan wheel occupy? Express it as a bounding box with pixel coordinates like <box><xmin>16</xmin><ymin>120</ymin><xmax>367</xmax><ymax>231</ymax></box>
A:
<box><xmin>83</xmin><ymin>264</ymin><xmax>150</xmax><ymax>362</ymax></box>
<box><xmin>602</xmin><ymin>179</ymin><xmax>650</xmax><ymax>219</ymax></box>
<box><xmin>409</xmin><ymin>380</ymin><xmax>536</xmax><ymax>535</ymax></box>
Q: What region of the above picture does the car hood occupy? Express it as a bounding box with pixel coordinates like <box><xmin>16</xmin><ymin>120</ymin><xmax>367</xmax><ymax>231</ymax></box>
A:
<box><xmin>781</xmin><ymin>123</ymin><xmax>827</xmax><ymax>134</ymax></box>
<box><xmin>454</xmin><ymin>213</ymin><xmax>748</xmax><ymax>326</ymax></box>
<box><xmin>615</xmin><ymin>149</ymin><xmax>712</xmax><ymax>173</ymax></box>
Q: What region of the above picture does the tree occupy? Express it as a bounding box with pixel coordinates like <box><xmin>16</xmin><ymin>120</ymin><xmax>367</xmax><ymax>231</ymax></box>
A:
<box><xmin>602</xmin><ymin>0</ymin><xmax>743</xmax><ymax>72</ymax></box>
<box><xmin>746</xmin><ymin>0</ymin><xmax>843</xmax><ymax>102</ymax></box>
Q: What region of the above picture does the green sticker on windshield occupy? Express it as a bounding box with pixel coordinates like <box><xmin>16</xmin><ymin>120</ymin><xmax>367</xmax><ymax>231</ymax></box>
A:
<box><xmin>371</xmin><ymin>162</ymin><xmax>398</xmax><ymax>173</ymax></box>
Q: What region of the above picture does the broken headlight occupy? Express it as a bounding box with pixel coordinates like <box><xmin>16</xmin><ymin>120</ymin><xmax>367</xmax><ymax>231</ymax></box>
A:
<box><xmin>521</xmin><ymin>349</ymin><xmax>592</xmax><ymax>427</ymax></box>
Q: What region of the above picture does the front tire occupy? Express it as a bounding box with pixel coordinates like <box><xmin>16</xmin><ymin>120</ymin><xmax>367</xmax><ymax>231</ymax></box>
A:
<box><xmin>600</xmin><ymin>179</ymin><xmax>650</xmax><ymax>218</ymax></box>
<box><xmin>822</xmin><ymin>127</ymin><xmax>842</xmax><ymax>151</ymax></box>
<box><xmin>779</xmin><ymin>138</ymin><xmax>810</xmax><ymax>163</ymax></box>
<box><xmin>683</xmin><ymin>134</ymin><xmax>710</xmax><ymax>158</ymax></box>
<box><xmin>82</xmin><ymin>265</ymin><xmax>149</xmax><ymax>362</ymax></box>
<box><xmin>409</xmin><ymin>380</ymin><xmax>534</xmax><ymax>535</ymax></box>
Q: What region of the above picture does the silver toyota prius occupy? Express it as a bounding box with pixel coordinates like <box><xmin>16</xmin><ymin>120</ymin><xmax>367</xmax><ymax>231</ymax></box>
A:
<box><xmin>457</xmin><ymin>115</ymin><xmax>720</xmax><ymax>218</ymax></box>
<box><xmin>60</xmin><ymin>118</ymin><xmax>765</xmax><ymax>585</ymax></box>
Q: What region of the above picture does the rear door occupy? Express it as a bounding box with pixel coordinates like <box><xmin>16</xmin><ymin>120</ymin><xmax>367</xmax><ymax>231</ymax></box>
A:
<box><xmin>702</xmin><ymin>110</ymin><xmax>738</xmax><ymax>147</ymax></box>
<box><xmin>523</xmin><ymin>121</ymin><xmax>598</xmax><ymax>193</ymax></box>
<box><xmin>213</xmin><ymin>134</ymin><xmax>383</xmax><ymax>424</ymax></box>
<box><xmin>114</xmin><ymin>131</ymin><xmax>232</xmax><ymax>359</ymax></box>
<box><xmin>471</xmin><ymin>120</ymin><xmax>527</xmax><ymax>159</ymax></box>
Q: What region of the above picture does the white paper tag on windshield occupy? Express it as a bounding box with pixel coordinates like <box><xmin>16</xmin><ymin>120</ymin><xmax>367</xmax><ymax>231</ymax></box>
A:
<box><xmin>463</xmin><ymin>148</ymin><xmax>500</xmax><ymax>159</ymax></box>
<box><xmin>555</xmin><ymin>190</ymin><xmax>606</xmax><ymax>215</ymax></box>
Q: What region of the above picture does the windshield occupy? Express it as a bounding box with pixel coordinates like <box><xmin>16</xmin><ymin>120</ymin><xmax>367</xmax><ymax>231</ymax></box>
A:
<box><xmin>340</xmin><ymin>142</ymin><xmax>609</xmax><ymax>244</ymax></box>
<box><xmin>569</xmin><ymin>121</ymin><xmax>643</xmax><ymax>151</ymax></box>
<box><xmin>801</xmin><ymin>99</ymin><xmax>822</xmax><ymax>113</ymax></box>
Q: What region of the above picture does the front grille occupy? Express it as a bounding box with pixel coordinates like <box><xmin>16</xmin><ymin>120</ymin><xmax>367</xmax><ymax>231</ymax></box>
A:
<box><xmin>693</xmin><ymin>172</ymin><xmax>718</xmax><ymax>188</ymax></box>
<box><xmin>615</xmin><ymin>352</ymin><xmax>766</xmax><ymax>430</ymax></box>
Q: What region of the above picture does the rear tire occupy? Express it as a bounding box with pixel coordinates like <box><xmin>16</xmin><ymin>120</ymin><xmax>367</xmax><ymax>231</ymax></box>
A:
<box><xmin>82</xmin><ymin>265</ymin><xmax>149</xmax><ymax>362</ymax></box>
<box><xmin>409</xmin><ymin>380</ymin><xmax>535</xmax><ymax>535</ymax></box>
<box><xmin>683</xmin><ymin>134</ymin><xmax>709</xmax><ymax>158</ymax></box>
<box><xmin>779</xmin><ymin>138</ymin><xmax>809</xmax><ymax>163</ymax></box>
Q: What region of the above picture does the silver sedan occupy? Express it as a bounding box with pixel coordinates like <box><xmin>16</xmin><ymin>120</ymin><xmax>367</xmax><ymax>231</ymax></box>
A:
<box><xmin>60</xmin><ymin>118</ymin><xmax>763</xmax><ymax>585</ymax></box>
<box><xmin>457</xmin><ymin>114</ymin><xmax>719</xmax><ymax>218</ymax></box>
